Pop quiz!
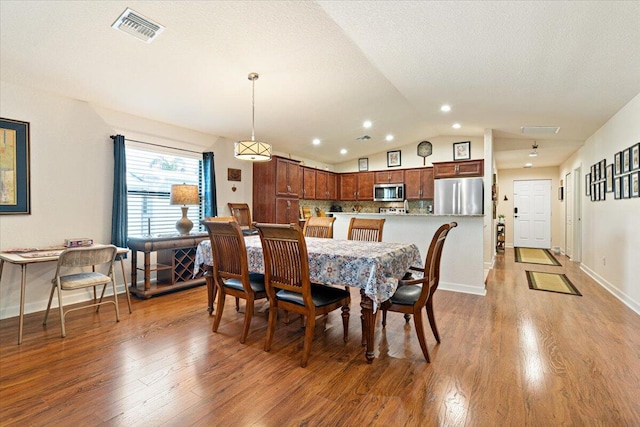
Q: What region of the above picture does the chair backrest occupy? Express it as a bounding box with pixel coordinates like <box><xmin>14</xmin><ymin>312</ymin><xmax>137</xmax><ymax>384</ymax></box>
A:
<box><xmin>347</xmin><ymin>218</ymin><xmax>385</xmax><ymax>242</ymax></box>
<box><xmin>201</xmin><ymin>217</ymin><xmax>249</xmax><ymax>284</ymax></box>
<box><xmin>227</xmin><ymin>203</ymin><xmax>253</xmax><ymax>229</ymax></box>
<box><xmin>256</xmin><ymin>223</ymin><xmax>312</xmax><ymax>305</ymax></box>
<box><xmin>416</xmin><ymin>222</ymin><xmax>457</xmax><ymax>305</ymax></box>
<box><xmin>56</xmin><ymin>245</ymin><xmax>117</xmax><ymax>275</ymax></box>
<box><xmin>303</xmin><ymin>216</ymin><xmax>336</xmax><ymax>238</ymax></box>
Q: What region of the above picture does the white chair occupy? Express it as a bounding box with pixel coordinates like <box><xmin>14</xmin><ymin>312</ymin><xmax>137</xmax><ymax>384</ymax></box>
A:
<box><xmin>43</xmin><ymin>245</ymin><xmax>120</xmax><ymax>337</ymax></box>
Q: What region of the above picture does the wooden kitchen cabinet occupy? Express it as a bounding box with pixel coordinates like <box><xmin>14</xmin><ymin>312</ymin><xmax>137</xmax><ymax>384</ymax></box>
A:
<box><xmin>339</xmin><ymin>173</ymin><xmax>358</xmax><ymax>200</ymax></box>
<box><xmin>433</xmin><ymin>159</ymin><xmax>484</xmax><ymax>178</ymax></box>
<box><xmin>339</xmin><ymin>172</ymin><xmax>374</xmax><ymax>201</ymax></box>
<box><xmin>405</xmin><ymin>167</ymin><xmax>434</xmax><ymax>200</ymax></box>
<box><xmin>357</xmin><ymin>172</ymin><xmax>375</xmax><ymax>200</ymax></box>
<box><xmin>375</xmin><ymin>170</ymin><xmax>404</xmax><ymax>184</ymax></box>
<box><xmin>315</xmin><ymin>170</ymin><xmax>337</xmax><ymax>200</ymax></box>
<box><xmin>301</xmin><ymin>166</ymin><xmax>316</xmax><ymax>199</ymax></box>
<box><xmin>253</xmin><ymin>155</ymin><xmax>301</xmax><ymax>223</ymax></box>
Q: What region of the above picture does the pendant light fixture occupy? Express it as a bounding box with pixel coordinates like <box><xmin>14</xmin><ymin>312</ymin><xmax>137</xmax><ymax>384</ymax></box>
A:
<box><xmin>234</xmin><ymin>72</ymin><xmax>272</xmax><ymax>161</ymax></box>
<box><xmin>529</xmin><ymin>142</ymin><xmax>539</xmax><ymax>157</ymax></box>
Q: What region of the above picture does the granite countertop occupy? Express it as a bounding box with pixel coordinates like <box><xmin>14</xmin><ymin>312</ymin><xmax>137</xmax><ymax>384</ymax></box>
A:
<box><xmin>329</xmin><ymin>212</ymin><xmax>484</xmax><ymax>217</ymax></box>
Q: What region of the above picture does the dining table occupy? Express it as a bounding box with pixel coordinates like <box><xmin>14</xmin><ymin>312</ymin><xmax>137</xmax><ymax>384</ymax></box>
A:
<box><xmin>195</xmin><ymin>235</ymin><xmax>422</xmax><ymax>363</ymax></box>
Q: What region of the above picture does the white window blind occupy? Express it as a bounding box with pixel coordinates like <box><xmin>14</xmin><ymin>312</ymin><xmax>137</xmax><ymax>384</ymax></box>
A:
<box><xmin>125</xmin><ymin>144</ymin><xmax>203</xmax><ymax>237</ymax></box>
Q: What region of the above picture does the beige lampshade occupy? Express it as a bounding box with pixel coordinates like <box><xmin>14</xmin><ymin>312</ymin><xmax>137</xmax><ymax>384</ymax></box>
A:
<box><xmin>234</xmin><ymin>140</ymin><xmax>272</xmax><ymax>161</ymax></box>
<box><xmin>170</xmin><ymin>184</ymin><xmax>199</xmax><ymax>206</ymax></box>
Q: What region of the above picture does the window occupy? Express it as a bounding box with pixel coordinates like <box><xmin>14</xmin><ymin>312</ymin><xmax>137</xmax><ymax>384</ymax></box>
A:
<box><xmin>126</xmin><ymin>143</ymin><xmax>203</xmax><ymax>236</ymax></box>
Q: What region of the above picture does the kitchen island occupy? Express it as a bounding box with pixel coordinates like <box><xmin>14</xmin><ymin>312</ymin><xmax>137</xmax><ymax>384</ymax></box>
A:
<box><xmin>331</xmin><ymin>213</ymin><xmax>486</xmax><ymax>296</ymax></box>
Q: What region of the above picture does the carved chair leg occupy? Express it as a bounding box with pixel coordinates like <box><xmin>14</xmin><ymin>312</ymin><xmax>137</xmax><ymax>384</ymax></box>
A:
<box><xmin>341</xmin><ymin>305</ymin><xmax>350</xmax><ymax>342</ymax></box>
<box><xmin>413</xmin><ymin>309</ymin><xmax>430</xmax><ymax>362</ymax></box>
<box><xmin>426</xmin><ymin>297</ymin><xmax>440</xmax><ymax>343</ymax></box>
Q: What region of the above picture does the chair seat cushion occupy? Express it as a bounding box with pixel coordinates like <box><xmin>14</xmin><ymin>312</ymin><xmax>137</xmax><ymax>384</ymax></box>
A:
<box><xmin>276</xmin><ymin>284</ymin><xmax>349</xmax><ymax>307</ymax></box>
<box><xmin>55</xmin><ymin>272</ymin><xmax>112</xmax><ymax>290</ymax></box>
<box><xmin>390</xmin><ymin>284</ymin><xmax>423</xmax><ymax>305</ymax></box>
<box><xmin>223</xmin><ymin>273</ymin><xmax>265</xmax><ymax>293</ymax></box>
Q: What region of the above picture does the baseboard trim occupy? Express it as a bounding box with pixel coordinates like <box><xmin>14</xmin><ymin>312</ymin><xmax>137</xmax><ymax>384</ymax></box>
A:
<box><xmin>581</xmin><ymin>264</ymin><xmax>640</xmax><ymax>315</ymax></box>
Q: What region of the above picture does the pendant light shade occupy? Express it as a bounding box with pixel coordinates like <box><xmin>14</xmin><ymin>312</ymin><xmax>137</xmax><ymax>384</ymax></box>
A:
<box><xmin>234</xmin><ymin>72</ymin><xmax>272</xmax><ymax>161</ymax></box>
<box><xmin>529</xmin><ymin>142</ymin><xmax>539</xmax><ymax>157</ymax></box>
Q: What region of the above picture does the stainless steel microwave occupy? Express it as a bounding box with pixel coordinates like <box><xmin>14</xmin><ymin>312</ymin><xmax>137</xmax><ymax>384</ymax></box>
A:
<box><xmin>373</xmin><ymin>183</ymin><xmax>405</xmax><ymax>202</ymax></box>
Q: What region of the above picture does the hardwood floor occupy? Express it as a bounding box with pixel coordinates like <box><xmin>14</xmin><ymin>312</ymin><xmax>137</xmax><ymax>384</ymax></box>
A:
<box><xmin>1</xmin><ymin>250</ymin><xmax>639</xmax><ymax>426</ymax></box>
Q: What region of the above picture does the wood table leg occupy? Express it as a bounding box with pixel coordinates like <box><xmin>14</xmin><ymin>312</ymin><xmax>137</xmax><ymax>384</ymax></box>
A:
<box><xmin>143</xmin><ymin>252</ymin><xmax>151</xmax><ymax>292</ymax></box>
<box><xmin>360</xmin><ymin>289</ymin><xmax>377</xmax><ymax>364</ymax></box>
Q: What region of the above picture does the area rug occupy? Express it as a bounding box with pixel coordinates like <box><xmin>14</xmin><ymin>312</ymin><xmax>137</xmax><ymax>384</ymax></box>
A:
<box><xmin>514</xmin><ymin>247</ymin><xmax>561</xmax><ymax>266</ymax></box>
<box><xmin>525</xmin><ymin>271</ymin><xmax>581</xmax><ymax>296</ymax></box>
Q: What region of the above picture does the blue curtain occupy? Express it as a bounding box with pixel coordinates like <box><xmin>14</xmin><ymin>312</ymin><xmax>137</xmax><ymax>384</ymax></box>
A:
<box><xmin>203</xmin><ymin>152</ymin><xmax>218</xmax><ymax>218</ymax></box>
<box><xmin>111</xmin><ymin>135</ymin><xmax>128</xmax><ymax>248</ymax></box>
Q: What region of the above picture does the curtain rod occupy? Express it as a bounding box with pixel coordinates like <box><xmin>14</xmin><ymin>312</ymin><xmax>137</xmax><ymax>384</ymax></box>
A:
<box><xmin>110</xmin><ymin>135</ymin><xmax>203</xmax><ymax>155</ymax></box>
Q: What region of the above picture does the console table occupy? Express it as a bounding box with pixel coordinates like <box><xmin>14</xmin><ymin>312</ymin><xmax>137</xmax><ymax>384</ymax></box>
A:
<box><xmin>127</xmin><ymin>233</ymin><xmax>208</xmax><ymax>298</ymax></box>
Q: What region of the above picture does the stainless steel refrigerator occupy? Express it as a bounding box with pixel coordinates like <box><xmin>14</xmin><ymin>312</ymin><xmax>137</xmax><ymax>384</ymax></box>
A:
<box><xmin>434</xmin><ymin>177</ymin><xmax>484</xmax><ymax>215</ymax></box>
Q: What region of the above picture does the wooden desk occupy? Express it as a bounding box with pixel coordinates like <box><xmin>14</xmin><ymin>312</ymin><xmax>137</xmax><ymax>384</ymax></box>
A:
<box><xmin>0</xmin><ymin>246</ymin><xmax>130</xmax><ymax>345</ymax></box>
<box><xmin>127</xmin><ymin>234</ymin><xmax>208</xmax><ymax>299</ymax></box>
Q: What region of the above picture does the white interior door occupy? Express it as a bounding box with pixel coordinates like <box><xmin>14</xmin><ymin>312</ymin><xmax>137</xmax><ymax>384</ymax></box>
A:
<box><xmin>565</xmin><ymin>172</ymin><xmax>573</xmax><ymax>258</ymax></box>
<box><xmin>513</xmin><ymin>180</ymin><xmax>551</xmax><ymax>248</ymax></box>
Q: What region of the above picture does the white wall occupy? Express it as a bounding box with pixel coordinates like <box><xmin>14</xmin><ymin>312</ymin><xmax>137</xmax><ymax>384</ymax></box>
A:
<box><xmin>332</xmin><ymin>135</ymin><xmax>485</xmax><ymax>172</ymax></box>
<box><xmin>560</xmin><ymin>93</ymin><xmax>640</xmax><ymax>314</ymax></box>
<box><xmin>0</xmin><ymin>81</ymin><xmax>247</xmax><ymax>319</ymax></box>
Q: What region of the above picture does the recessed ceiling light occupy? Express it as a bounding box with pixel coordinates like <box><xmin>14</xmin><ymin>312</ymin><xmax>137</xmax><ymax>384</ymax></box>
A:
<box><xmin>452</xmin><ymin>123</ymin><xmax>461</xmax><ymax>129</ymax></box>
<box><xmin>524</xmin><ymin>163</ymin><xmax>533</xmax><ymax>168</ymax></box>
<box><xmin>312</xmin><ymin>138</ymin><xmax>321</xmax><ymax>145</ymax></box>
<box><xmin>340</xmin><ymin>149</ymin><xmax>347</xmax><ymax>154</ymax></box>
<box><xmin>363</xmin><ymin>120</ymin><xmax>372</xmax><ymax>129</ymax></box>
<box><xmin>385</xmin><ymin>134</ymin><xmax>394</xmax><ymax>141</ymax></box>
<box><xmin>440</xmin><ymin>105</ymin><xmax>451</xmax><ymax>112</ymax></box>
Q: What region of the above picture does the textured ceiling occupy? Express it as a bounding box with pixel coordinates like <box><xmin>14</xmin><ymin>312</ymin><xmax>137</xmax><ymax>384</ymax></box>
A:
<box><xmin>1</xmin><ymin>1</ymin><xmax>639</xmax><ymax>169</ymax></box>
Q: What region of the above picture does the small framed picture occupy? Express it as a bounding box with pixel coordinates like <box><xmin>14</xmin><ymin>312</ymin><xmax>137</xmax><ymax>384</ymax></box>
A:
<box><xmin>632</xmin><ymin>143</ymin><xmax>640</xmax><ymax>171</ymax></box>
<box><xmin>591</xmin><ymin>184</ymin><xmax>596</xmax><ymax>202</ymax></box>
<box><xmin>606</xmin><ymin>164</ymin><xmax>614</xmax><ymax>192</ymax></box>
<box><xmin>558</xmin><ymin>187</ymin><xmax>564</xmax><ymax>201</ymax></box>
<box><xmin>358</xmin><ymin>157</ymin><xmax>369</xmax><ymax>171</ymax></box>
<box><xmin>615</xmin><ymin>151</ymin><xmax>622</xmax><ymax>175</ymax></box>
<box><xmin>614</xmin><ymin>176</ymin><xmax>622</xmax><ymax>199</ymax></box>
<box><xmin>622</xmin><ymin>174</ymin><xmax>631</xmax><ymax>198</ymax></box>
<box><xmin>631</xmin><ymin>172</ymin><xmax>639</xmax><ymax>197</ymax></box>
<box><xmin>387</xmin><ymin>150</ymin><xmax>401</xmax><ymax>167</ymax></box>
<box><xmin>453</xmin><ymin>141</ymin><xmax>471</xmax><ymax>161</ymax></box>
<box><xmin>623</xmin><ymin>148</ymin><xmax>630</xmax><ymax>173</ymax></box>
<box><xmin>585</xmin><ymin>173</ymin><xmax>591</xmax><ymax>196</ymax></box>
<box><xmin>599</xmin><ymin>181</ymin><xmax>606</xmax><ymax>200</ymax></box>
<box><xmin>600</xmin><ymin>159</ymin><xmax>606</xmax><ymax>176</ymax></box>
<box><xmin>227</xmin><ymin>168</ymin><xmax>242</xmax><ymax>181</ymax></box>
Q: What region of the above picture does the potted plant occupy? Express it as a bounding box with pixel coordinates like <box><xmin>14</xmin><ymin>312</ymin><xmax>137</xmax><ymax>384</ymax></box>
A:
<box><xmin>498</xmin><ymin>214</ymin><xmax>505</xmax><ymax>224</ymax></box>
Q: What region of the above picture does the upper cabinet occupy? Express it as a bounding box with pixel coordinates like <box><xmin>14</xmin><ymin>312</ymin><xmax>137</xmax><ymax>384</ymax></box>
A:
<box><xmin>315</xmin><ymin>170</ymin><xmax>337</xmax><ymax>200</ymax></box>
<box><xmin>375</xmin><ymin>170</ymin><xmax>404</xmax><ymax>184</ymax></box>
<box><xmin>433</xmin><ymin>159</ymin><xmax>484</xmax><ymax>178</ymax></box>
<box><xmin>404</xmin><ymin>167</ymin><xmax>434</xmax><ymax>200</ymax></box>
<box><xmin>301</xmin><ymin>166</ymin><xmax>316</xmax><ymax>200</ymax></box>
<box><xmin>339</xmin><ymin>172</ymin><xmax>374</xmax><ymax>201</ymax></box>
<box><xmin>275</xmin><ymin>157</ymin><xmax>300</xmax><ymax>197</ymax></box>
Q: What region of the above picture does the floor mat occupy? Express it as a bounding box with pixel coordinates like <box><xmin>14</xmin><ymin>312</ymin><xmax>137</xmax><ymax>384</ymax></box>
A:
<box><xmin>526</xmin><ymin>271</ymin><xmax>581</xmax><ymax>296</ymax></box>
<box><xmin>515</xmin><ymin>247</ymin><xmax>561</xmax><ymax>266</ymax></box>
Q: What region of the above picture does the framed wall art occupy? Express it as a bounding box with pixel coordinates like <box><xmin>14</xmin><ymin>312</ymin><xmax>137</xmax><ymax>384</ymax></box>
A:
<box><xmin>623</xmin><ymin>148</ymin><xmax>630</xmax><ymax>173</ymax></box>
<box><xmin>631</xmin><ymin>172</ymin><xmax>639</xmax><ymax>198</ymax></box>
<box><xmin>614</xmin><ymin>176</ymin><xmax>621</xmax><ymax>199</ymax></box>
<box><xmin>1</xmin><ymin>118</ymin><xmax>31</xmax><ymax>215</ymax></box>
<box><xmin>606</xmin><ymin>164</ymin><xmax>614</xmax><ymax>192</ymax></box>
<box><xmin>453</xmin><ymin>141</ymin><xmax>471</xmax><ymax>161</ymax></box>
<box><xmin>387</xmin><ymin>150</ymin><xmax>401</xmax><ymax>167</ymax></box>
<box><xmin>227</xmin><ymin>168</ymin><xmax>242</xmax><ymax>181</ymax></box>
<box><xmin>632</xmin><ymin>143</ymin><xmax>639</xmax><ymax>171</ymax></box>
<box><xmin>358</xmin><ymin>157</ymin><xmax>369</xmax><ymax>171</ymax></box>
<box><xmin>615</xmin><ymin>151</ymin><xmax>622</xmax><ymax>175</ymax></box>
<box><xmin>585</xmin><ymin>173</ymin><xmax>591</xmax><ymax>196</ymax></box>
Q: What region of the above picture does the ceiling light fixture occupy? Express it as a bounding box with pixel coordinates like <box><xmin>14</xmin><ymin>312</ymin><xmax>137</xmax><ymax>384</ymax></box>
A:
<box><xmin>340</xmin><ymin>149</ymin><xmax>347</xmax><ymax>154</ymax></box>
<box><xmin>363</xmin><ymin>120</ymin><xmax>372</xmax><ymax>129</ymax></box>
<box><xmin>452</xmin><ymin>123</ymin><xmax>461</xmax><ymax>129</ymax></box>
<box><xmin>386</xmin><ymin>134</ymin><xmax>394</xmax><ymax>141</ymax></box>
<box><xmin>524</xmin><ymin>163</ymin><xmax>533</xmax><ymax>168</ymax></box>
<box><xmin>529</xmin><ymin>142</ymin><xmax>539</xmax><ymax>157</ymax></box>
<box><xmin>440</xmin><ymin>105</ymin><xmax>451</xmax><ymax>112</ymax></box>
<box><xmin>312</xmin><ymin>138</ymin><xmax>321</xmax><ymax>145</ymax></box>
<box><xmin>234</xmin><ymin>73</ymin><xmax>272</xmax><ymax>161</ymax></box>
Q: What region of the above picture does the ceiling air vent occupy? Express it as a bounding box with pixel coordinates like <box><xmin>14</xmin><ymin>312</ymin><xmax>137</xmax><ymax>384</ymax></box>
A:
<box><xmin>356</xmin><ymin>135</ymin><xmax>372</xmax><ymax>141</ymax></box>
<box><xmin>520</xmin><ymin>126</ymin><xmax>560</xmax><ymax>135</ymax></box>
<box><xmin>112</xmin><ymin>8</ymin><xmax>164</xmax><ymax>43</ymax></box>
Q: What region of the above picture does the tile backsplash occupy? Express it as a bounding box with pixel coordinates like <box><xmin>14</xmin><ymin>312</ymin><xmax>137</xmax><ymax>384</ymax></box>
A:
<box><xmin>299</xmin><ymin>199</ymin><xmax>433</xmax><ymax>215</ymax></box>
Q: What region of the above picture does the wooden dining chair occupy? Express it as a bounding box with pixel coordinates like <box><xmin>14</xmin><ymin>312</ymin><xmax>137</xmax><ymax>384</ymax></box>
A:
<box><xmin>303</xmin><ymin>216</ymin><xmax>336</xmax><ymax>238</ymax></box>
<box><xmin>380</xmin><ymin>222</ymin><xmax>457</xmax><ymax>362</ymax></box>
<box><xmin>347</xmin><ymin>218</ymin><xmax>385</xmax><ymax>242</ymax></box>
<box><xmin>227</xmin><ymin>203</ymin><xmax>255</xmax><ymax>232</ymax></box>
<box><xmin>256</xmin><ymin>223</ymin><xmax>351</xmax><ymax>368</ymax></box>
<box><xmin>43</xmin><ymin>245</ymin><xmax>119</xmax><ymax>338</ymax></box>
<box><xmin>201</xmin><ymin>217</ymin><xmax>267</xmax><ymax>344</ymax></box>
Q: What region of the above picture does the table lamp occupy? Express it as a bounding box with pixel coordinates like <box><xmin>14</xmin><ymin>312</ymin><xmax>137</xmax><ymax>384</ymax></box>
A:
<box><xmin>170</xmin><ymin>184</ymin><xmax>199</xmax><ymax>235</ymax></box>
